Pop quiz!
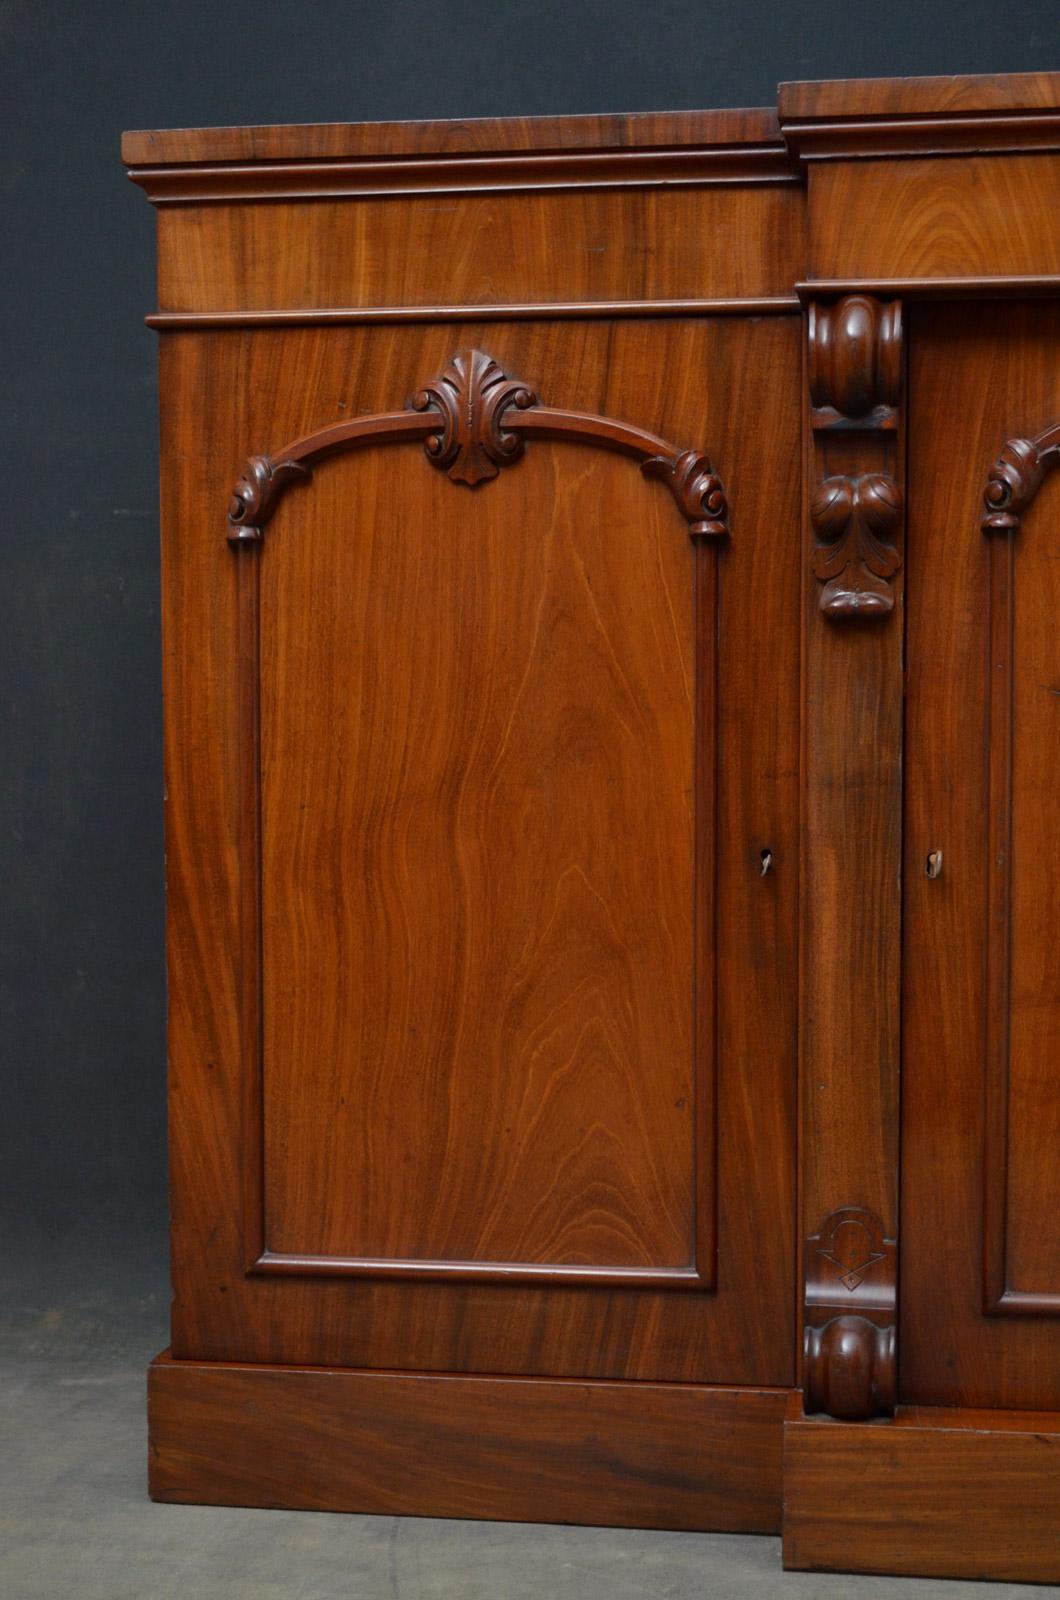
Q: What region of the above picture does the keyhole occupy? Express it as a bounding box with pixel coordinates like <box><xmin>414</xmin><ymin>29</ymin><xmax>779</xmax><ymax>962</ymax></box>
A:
<box><xmin>925</xmin><ymin>850</ymin><xmax>943</xmax><ymax>879</ymax></box>
<box><xmin>760</xmin><ymin>848</ymin><xmax>774</xmax><ymax>877</ymax></box>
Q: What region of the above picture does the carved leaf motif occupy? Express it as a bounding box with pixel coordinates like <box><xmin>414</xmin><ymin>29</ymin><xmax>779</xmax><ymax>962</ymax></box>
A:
<box><xmin>409</xmin><ymin>349</ymin><xmax>538</xmax><ymax>486</ymax></box>
<box><xmin>225</xmin><ymin>348</ymin><xmax>728</xmax><ymax>545</ymax></box>
<box><xmin>810</xmin><ymin>472</ymin><xmax>902</xmax><ymax>617</ymax></box>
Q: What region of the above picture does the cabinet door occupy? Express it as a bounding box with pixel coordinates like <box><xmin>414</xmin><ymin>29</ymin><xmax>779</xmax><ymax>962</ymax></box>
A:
<box><xmin>162</xmin><ymin>315</ymin><xmax>800</xmax><ymax>1383</ymax></box>
<box><xmin>903</xmin><ymin>302</ymin><xmax>1060</xmax><ymax>1408</ymax></box>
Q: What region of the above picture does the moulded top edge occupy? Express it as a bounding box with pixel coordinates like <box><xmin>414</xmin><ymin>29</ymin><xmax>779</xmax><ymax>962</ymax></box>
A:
<box><xmin>121</xmin><ymin>106</ymin><xmax>783</xmax><ymax>169</ymax></box>
<box><xmin>779</xmin><ymin>69</ymin><xmax>1060</xmax><ymax>123</ymax></box>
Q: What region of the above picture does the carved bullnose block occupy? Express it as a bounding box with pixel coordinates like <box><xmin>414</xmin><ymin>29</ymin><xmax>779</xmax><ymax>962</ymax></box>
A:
<box><xmin>807</xmin><ymin>296</ymin><xmax>904</xmax><ymax>619</ymax></box>
<box><xmin>804</xmin><ymin>1317</ymin><xmax>896</xmax><ymax>1420</ymax></box>
<box><xmin>808</xmin><ymin>295</ymin><xmax>902</xmax><ymax>429</ymax></box>
<box><xmin>804</xmin><ymin>1207</ymin><xmax>897</xmax><ymax>1421</ymax></box>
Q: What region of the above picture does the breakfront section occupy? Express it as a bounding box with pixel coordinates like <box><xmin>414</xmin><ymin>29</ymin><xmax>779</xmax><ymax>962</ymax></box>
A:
<box><xmin>127</xmin><ymin>70</ymin><xmax>1060</xmax><ymax>1585</ymax></box>
<box><xmin>132</xmin><ymin>113</ymin><xmax>804</xmax><ymax>1534</ymax></box>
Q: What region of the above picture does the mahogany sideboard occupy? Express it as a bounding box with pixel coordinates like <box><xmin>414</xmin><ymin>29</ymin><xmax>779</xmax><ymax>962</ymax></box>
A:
<box><xmin>125</xmin><ymin>71</ymin><xmax>1060</xmax><ymax>1585</ymax></box>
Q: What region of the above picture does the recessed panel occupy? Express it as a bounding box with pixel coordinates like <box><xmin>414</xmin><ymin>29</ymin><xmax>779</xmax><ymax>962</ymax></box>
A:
<box><xmin>1004</xmin><ymin>467</ymin><xmax>1060</xmax><ymax>1293</ymax></box>
<box><xmin>258</xmin><ymin>383</ymin><xmax>697</xmax><ymax>1272</ymax></box>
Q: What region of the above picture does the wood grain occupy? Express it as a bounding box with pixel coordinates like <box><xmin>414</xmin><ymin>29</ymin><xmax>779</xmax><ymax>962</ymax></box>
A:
<box><xmin>160</xmin><ymin>315</ymin><xmax>800</xmax><ymax>1380</ymax></box>
<box><xmin>780</xmin><ymin>70</ymin><xmax>1060</xmax><ymax>120</ymax></box>
<box><xmin>799</xmin><ymin>296</ymin><xmax>904</xmax><ymax>1409</ymax></box>
<box><xmin>123</xmin><ymin>106</ymin><xmax>783</xmax><ymax>166</ymax></box>
<box><xmin>784</xmin><ymin>1399</ymin><xmax>1060</xmax><ymax>1584</ymax></box>
<box><xmin>145</xmin><ymin>299</ymin><xmax>801</xmax><ymax>330</ymax></box>
<box><xmin>137</xmin><ymin>73</ymin><xmax>1060</xmax><ymax>1569</ymax></box>
<box><xmin>807</xmin><ymin>155</ymin><xmax>1060</xmax><ymax>282</ymax></box>
<box><xmin>902</xmin><ymin>300</ymin><xmax>1060</xmax><ymax>1408</ymax></box>
<box><xmin>149</xmin><ymin>1353</ymin><xmax>787</xmax><ymax>1531</ymax></box>
<box><xmin>983</xmin><ymin>418</ymin><xmax>1060</xmax><ymax>1313</ymax></box>
<box><xmin>258</xmin><ymin>348</ymin><xmax>699</xmax><ymax>1279</ymax></box>
<box><xmin>154</xmin><ymin>187</ymin><xmax>806</xmax><ymax>312</ymax></box>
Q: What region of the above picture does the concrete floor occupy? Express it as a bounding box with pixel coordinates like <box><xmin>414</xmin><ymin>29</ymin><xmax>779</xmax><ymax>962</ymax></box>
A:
<box><xmin>2</xmin><ymin>1249</ymin><xmax>1056</xmax><ymax>1599</ymax></box>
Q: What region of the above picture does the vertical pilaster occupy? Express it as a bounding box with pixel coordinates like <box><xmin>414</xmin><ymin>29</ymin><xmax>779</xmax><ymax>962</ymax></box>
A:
<box><xmin>801</xmin><ymin>295</ymin><xmax>904</xmax><ymax>1419</ymax></box>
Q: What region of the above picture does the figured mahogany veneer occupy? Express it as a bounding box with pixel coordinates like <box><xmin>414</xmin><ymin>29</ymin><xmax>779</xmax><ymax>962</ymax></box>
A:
<box><xmin>903</xmin><ymin>303</ymin><xmax>1060</xmax><ymax>1419</ymax></box>
<box><xmin>784</xmin><ymin>1397</ymin><xmax>1060</xmax><ymax>1584</ymax></box>
<box><xmin>226</xmin><ymin>347</ymin><xmax>728</xmax><ymax>546</ymax></box>
<box><xmin>128</xmin><ymin>70</ymin><xmax>1060</xmax><ymax>1586</ymax></box>
<box><xmin>165</xmin><ymin>314</ymin><xmax>799</xmax><ymax>1376</ymax></box>
<box><xmin>149</xmin><ymin>1355</ymin><xmax>787</xmax><ymax>1533</ymax></box>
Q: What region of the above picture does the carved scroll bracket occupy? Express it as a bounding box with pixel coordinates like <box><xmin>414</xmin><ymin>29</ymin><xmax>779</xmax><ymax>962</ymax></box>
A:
<box><xmin>804</xmin><ymin>1207</ymin><xmax>897</xmax><ymax>1420</ymax></box>
<box><xmin>226</xmin><ymin>348</ymin><xmax>728</xmax><ymax>545</ymax></box>
<box><xmin>807</xmin><ymin>296</ymin><xmax>904</xmax><ymax>619</ymax></box>
<box><xmin>981</xmin><ymin>421</ymin><xmax>1060</xmax><ymax>536</ymax></box>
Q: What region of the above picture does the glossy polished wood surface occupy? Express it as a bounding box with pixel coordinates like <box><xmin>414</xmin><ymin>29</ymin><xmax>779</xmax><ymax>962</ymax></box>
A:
<box><xmin>784</xmin><ymin>1398</ymin><xmax>1060</xmax><ymax>1583</ymax></box>
<box><xmin>903</xmin><ymin>300</ymin><xmax>1060</xmax><ymax>1408</ymax></box>
<box><xmin>123</xmin><ymin>105</ymin><xmax>785</xmax><ymax>165</ymax></box>
<box><xmin>133</xmin><ymin>70</ymin><xmax>1060</xmax><ymax>1572</ymax></box>
<box><xmin>259</xmin><ymin>332</ymin><xmax>697</xmax><ymax>1279</ymax></box>
<box><xmin>155</xmin><ymin>188</ymin><xmax>804</xmax><ymax>311</ymax></box>
<box><xmin>780</xmin><ymin>69</ymin><xmax>1060</xmax><ymax>119</ymax></box>
<box><xmin>806</xmin><ymin>155</ymin><xmax>1060</xmax><ymax>282</ymax></box>
<box><xmin>161</xmin><ymin>314</ymin><xmax>800</xmax><ymax>1378</ymax></box>
<box><xmin>150</xmin><ymin>1354</ymin><xmax>787</xmax><ymax>1532</ymax></box>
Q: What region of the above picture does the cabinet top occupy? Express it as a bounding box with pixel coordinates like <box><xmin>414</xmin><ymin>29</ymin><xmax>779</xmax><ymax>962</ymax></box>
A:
<box><xmin>778</xmin><ymin>68</ymin><xmax>1060</xmax><ymax>120</ymax></box>
<box><xmin>120</xmin><ymin>106</ymin><xmax>781</xmax><ymax>167</ymax></box>
<box><xmin>122</xmin><ymin>71</ymin><xmax>1060</xmax><ymax>168</ymax></box>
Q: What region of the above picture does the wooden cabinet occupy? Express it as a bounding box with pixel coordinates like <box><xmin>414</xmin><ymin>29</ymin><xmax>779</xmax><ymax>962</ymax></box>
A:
<box><xmin>126</xmin><ymin>71</ymin><xmax>1060</xmax><ymax>1585</ymax></box>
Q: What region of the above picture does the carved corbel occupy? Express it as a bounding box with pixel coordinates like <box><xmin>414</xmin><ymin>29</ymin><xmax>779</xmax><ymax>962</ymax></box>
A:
<box><xmin>810</xmin><ymin>472</ymin><xmax>902</xmax><ymax>617</ymax></box>
<box><xmin>804</xmin><ymin>1207</ymin><xmax>897</xmax><ymax>1420</ymax></box>
<box><xmin>807</xmin><ymin>296</ymin><xmax>904</xmax><ymax>618</ymax></box>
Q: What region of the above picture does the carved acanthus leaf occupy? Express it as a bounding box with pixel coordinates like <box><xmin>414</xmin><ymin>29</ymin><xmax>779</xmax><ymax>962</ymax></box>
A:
<box><xmin>810</xmin><ymin>473</ymin><xmax>902</xmax><ymax>617</ymax></box>
<box><xmin>225</xmin><ymin>348</ymin><xmax>728</xmax><ymax>545</ymax></box>
<box><xmin>410</xmin><ymin>349</ymin><xmax>538</xmax><ymax>486</ymax></box>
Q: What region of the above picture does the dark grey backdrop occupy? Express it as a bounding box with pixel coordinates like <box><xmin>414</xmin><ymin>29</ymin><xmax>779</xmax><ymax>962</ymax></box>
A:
<box><xmin>2</xmin><ymin>1</ymin><xmax>1057</xmax><ymax>1312</ymax></box>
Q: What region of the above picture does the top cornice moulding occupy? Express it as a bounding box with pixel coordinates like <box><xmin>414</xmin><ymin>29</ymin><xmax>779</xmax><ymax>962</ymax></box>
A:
<box><xmin>120</xmin><ymin>106</ymin><xmax>783</xmax><ymax>167</ymax></box>
<box><xmin>122</xmin><ymin>73</ymin><xmax>1060</xmax><ymax>205</ymax></box>
<box><xmin>779</xmin><ymin>69</ymin><xmax>1060</xmax><ymax>160</ymax></box>
<box><xmin>122</xmin><ymin>107</ymin><xmax>801</xmax><ymax>203</ymax></box>
<box><xmin>779</xmin><ymin>70</ymin><xmax>1060</xmax><ymax>120</ymax></box>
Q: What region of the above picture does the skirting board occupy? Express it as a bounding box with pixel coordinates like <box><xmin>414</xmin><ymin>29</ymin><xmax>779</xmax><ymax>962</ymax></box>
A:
<box><xmin>784</xmin><ymin>1395</ymin><xmax>1060</xmax><ymax>1585</ymax></box>
<box><xmin>148</xmin><ymin>1352</ymin><xmax>787</xmax><ymax>1532</ymax></box>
